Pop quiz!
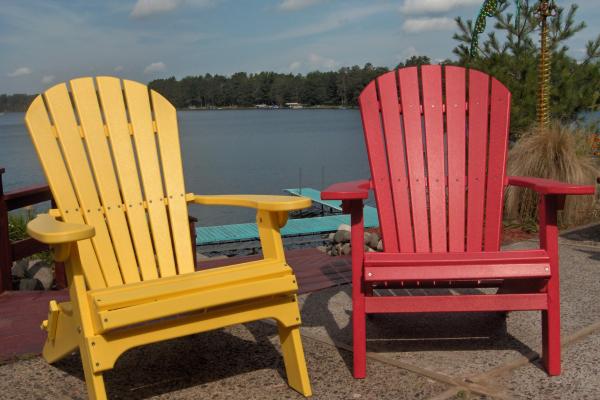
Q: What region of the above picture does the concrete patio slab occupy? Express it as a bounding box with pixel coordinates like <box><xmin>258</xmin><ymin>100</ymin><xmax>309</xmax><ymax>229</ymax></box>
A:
<box><xmin>0</xmin><ymin>235</ymin><xmax>599</xmax><ymax>399</ymax></box>
<box><xmin>0</xmin><ymin>321</ymin><xmax>448</xmax><ymax>399</ymax></box>
<box><xmin>493</xmin><ymin>331</ymin><xmax>600</xmax><ymax>399</ymax></box>
<box><xmin>296</xmin><ymin>237</ymin><xmax>600</xmax><ymax>397</ymax></box>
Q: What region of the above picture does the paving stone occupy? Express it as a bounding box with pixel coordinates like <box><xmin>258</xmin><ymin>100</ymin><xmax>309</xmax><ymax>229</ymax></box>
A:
<box><xmin>487</xmin><ymin>331</ymin><xmax>600</xmax><ymax>400</ymax></box>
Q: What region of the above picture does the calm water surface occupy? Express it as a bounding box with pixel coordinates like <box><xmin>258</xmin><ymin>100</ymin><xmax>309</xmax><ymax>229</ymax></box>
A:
<box><xmin>0</xmin><ymin>110</ymin><xmax>370</xmax><ymax>225</ymax></box>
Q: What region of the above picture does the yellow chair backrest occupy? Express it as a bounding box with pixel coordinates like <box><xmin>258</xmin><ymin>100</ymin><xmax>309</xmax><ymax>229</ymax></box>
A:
<box><xmin>25</xmin><ymin>77</ymin><xmax>195</xmax><ymax>290</ymax></box>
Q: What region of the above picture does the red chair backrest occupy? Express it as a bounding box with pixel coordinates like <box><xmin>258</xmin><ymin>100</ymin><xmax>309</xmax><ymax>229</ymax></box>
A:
<box><xmin>359</xmin><ymin>65</ymin><xmax>511</xmax><ymax>253</ymax></box>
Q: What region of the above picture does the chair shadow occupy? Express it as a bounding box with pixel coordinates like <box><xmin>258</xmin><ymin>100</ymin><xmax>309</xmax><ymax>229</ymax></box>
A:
<box><xmin>53</xmin><ymin>321</ymin><xmax>290</xmax><ymax>399</ymax></box>
<box><xmin>300</xmin><ymin>280</ymin><xmax>541</xmax><ymax>376</ymax></box>
<box><xmin>573</xmin><ymin>247</ymin><xmax>600</xmax><ymax>261</ymax></box>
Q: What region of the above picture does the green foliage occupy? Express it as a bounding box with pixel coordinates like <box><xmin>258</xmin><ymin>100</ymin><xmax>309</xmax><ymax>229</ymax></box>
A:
<box><xmin>8</xmin><ymin>209</ymin><xmax>35</xmax><ymax>242</ymax></box>
<box><xmin>148</xmin><ymin>63</ymin><xmax>389</xmax><ymax>109</ymax></box>
<box><xmin>396</xmin><ymin>55</ymin><xmax>431</xmax><ymax>69</ymax></box>
<box><xmin>8</xmin><ymin>208</ymin><xmax>53</xmax><ymax>264</ymax></box>
<box><xmin>453</xmin><ymin>0</ymin><xmax>600</xmax><ymax>137</ymax></box>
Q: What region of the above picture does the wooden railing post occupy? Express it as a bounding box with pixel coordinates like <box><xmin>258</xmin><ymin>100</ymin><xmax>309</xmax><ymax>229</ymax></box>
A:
<box><xmin>0</xmin><ymin>168</ymin><xmax>12</xmax><ymax>292</ymax></box>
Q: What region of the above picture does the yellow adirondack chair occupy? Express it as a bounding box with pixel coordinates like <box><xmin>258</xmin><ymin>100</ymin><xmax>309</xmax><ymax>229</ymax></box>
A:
<box><xmin>24</xmin><ymin>76</ymin><xmax>313</xmax><ymax>399</ymax></box>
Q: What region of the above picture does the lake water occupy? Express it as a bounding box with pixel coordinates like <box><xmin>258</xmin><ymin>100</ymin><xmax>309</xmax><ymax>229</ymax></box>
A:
<box><xmin>3</xmin><ymin>109</ymin><xmax>598</xmax><ymax>226</ymax></box>
<box><xmin>0</xmin><ymin>110</ymin><xmax>370</xmax><ymax>226</ymax></box>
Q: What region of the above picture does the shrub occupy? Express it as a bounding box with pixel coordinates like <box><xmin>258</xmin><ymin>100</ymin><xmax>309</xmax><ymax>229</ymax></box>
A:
<box><xmin>504</xmin><ymin>122</ymin><xmax>600</xmax><ymax>228</ymax></box>
<box><xmin>8</xmin><ymin>207</ymin><xmax>35</xmax><ymax>241</ymax></box>
<box><xmin>8</xmin><ymin>207</ymin><xmax>53</xmax><ymax>264</ymax></box>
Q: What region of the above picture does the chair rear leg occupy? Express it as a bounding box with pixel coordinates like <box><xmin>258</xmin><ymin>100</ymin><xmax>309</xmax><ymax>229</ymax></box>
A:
<box><xmin>278</xmin><ymin>322</ymin><xmax>312</xmax><ymax>396</ymax></box>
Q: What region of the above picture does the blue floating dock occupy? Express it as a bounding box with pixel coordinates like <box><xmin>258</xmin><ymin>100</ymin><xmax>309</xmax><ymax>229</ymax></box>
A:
<box><xmin>196</xmin><ymin>188</ymin><xmax>379</xmax><ymax>245</ymax></box>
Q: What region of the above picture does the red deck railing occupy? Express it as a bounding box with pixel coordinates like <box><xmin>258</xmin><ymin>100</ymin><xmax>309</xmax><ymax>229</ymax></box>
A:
<box><xmin>0</xmin><ymin>167</ymin><xmax>60</xmax><ymax>292</ymax></box>
<box><xmin>0</xmin><ymin>168</ymin><xmax>198</xmax><ymax>293</ymax></box>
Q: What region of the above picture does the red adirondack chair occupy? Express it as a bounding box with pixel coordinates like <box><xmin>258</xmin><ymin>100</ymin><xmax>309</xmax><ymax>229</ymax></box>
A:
<box><xmin>321</xmin><ymin>65</ymin><xmax>595</xmax><ymax>379</ymax></box>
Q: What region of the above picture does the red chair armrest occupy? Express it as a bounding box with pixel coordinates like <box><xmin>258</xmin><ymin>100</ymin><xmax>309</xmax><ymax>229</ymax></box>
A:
<box><xmin>321</xmin><ymin>180</ymin><xmax>371</xmax><ymax>200</ymax></box>
<box><xmin>507</xmin><ymin>176</ymin><xmax>595</xmax><ymax>195</ymax></box>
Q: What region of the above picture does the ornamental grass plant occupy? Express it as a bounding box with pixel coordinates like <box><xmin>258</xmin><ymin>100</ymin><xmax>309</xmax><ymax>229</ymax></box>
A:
<box><xmin>504</xmin><ymin>122</ymin><xmax>600</xmax><ymax>229</ymax></box>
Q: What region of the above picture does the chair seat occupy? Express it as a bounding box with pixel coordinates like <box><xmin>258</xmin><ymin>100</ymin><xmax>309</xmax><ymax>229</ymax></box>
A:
<box><xmin>88</xmin><ymin>260</ymin><xmax>297</xmax><ymax>333</ymax></box>
<box><xmin>364</xmin><ymin>250</ymin><xmax>551</xmax><ymax>282</ymax></box>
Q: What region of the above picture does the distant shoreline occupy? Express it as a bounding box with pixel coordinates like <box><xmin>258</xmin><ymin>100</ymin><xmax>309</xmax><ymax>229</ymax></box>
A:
<box><xmin>179</xmin><ymin>105</ymin><xmax>358</xmax><ymax>111</ymax></box>
<box><xmin>0</xmin><ymin>106</ymin><xmax>359</xmax><ymax>114</ymax></box>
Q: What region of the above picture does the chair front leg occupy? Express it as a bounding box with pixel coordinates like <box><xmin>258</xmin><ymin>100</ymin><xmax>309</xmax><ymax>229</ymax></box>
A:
<box><xmin>346</xmin><ymin>200</ymin><xmax>367</xmax><ymax>378</ymax></box>
<box><xmin>539</xmin><ymin>194</ymin><xmax>562</xmax><ymax>376</ymax></box>
<box><xmin>256</xmin><ymin>209</ymin><xmax>286</xmax><ymax>262</ymax></box>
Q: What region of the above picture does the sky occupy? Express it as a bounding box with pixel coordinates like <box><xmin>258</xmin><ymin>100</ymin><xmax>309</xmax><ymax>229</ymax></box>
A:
<box><xmin>1</xmin><ymin>0</ymin><xmax>598</xmax><ymax>94</ymax></box>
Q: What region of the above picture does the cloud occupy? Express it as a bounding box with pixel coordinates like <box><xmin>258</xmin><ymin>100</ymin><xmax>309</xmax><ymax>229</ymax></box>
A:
<box><xmin>400</xmin><ymin>0</ymin><xmax>481</xmax><ymax>15</ymax></box>
<box><xmin>402</xmin><ymin>17</ymin><xmax>456</xmax><ymax>32</ymax></box>
<box><xmin>131</xmin><ymin>0</ymin><xmax>181</xmax><ymax>18</ymax></box>
<box><xmin>278</xmin><ymin>0</ymin><xmax>323</xmax><ymax>11</ymax></box>
<box><xmin>7</xmin><ymin>67</ymin><xmax>32</xmax><ymax>77</ymax></box>
<box><xmin>114</xmin><ymin>65</ymin><xmax>124</xmax><ymax>72</ymax></box>
<box><xmin>277</xmin><ymin>4</ymin><xmax>395</xmax><ymax>39</ymax></box>
<box><xmin>41</xmin><ymin>75</ymin><xmax>55</xmax><ymax>84</ymax></box>
<box><xmin>289</xmin><ymin>61</ymin><xmax>302</xmax><ymax>71</ymax></box>
<box><xmin>308</xmin><ymin>53</ymin><xmax>337</xmax><ymax>69</ymax></box>
<box><xmin>144</xmin><ymin>61</ymin><xmax>167</xmax><ymax>74</ymax></box>
<box><xmin>130</xmin><ymin>0</ymin><xmax>218</xmax><ymax>18</ymax></box>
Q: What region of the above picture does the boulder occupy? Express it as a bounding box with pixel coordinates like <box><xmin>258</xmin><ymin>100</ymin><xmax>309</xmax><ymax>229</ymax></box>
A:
<box><xmin>334</xmin><ymin>229</ymin><xmax>351</xmax><ymax>243</ymax></box>
<box><xmin>368</xmin><ymin>233</ymin><xmax>380</xmax><ymax>249</ymax></box>
<box><xmin>19</xmin><ymin>278</ymin><xmax>43</xmax><ymax>291</ymax></box>
<box><xmin>25</xmin><ymin>260</ymin><xmax>54</xmax><ymax>290</ymax></box>
<box><xmin>337</xmin><ymin>224</ymin><xmax>351</xmax><ymax>232</ymax></box>
<box><xmin>328</xmin><ymin>232</ymin><xmax>335</xmax><ymax>241</ymax></box>
<box><xmin>341</xmin><ymin>243</ymin><xmax>351</xmax><ymax>255</ymax></box>
<box><xmin>317</xmin><ymin>245</ymin><xmax>327</xmax><ymax>253</ymax></box>
<box><xmin>11</xmin><ymin>259</ymin><xmax>28</xmax><ymax>279</ymax></box>
<box><xmin>364</xmin><ymin>232</ymin><xmax>371</xmax><ymax>245</ymax></box>
<box><xmin>377</xmin><ymin>239</ymin><xmax>383</xmax><ymax>251</ymax></box>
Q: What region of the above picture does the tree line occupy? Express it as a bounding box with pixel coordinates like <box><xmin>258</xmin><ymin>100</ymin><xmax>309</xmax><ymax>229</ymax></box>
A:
<box><xmin>147</xmin><ymin>57</ymin><xmax>433</xmax><ymax>109</ymax></box>
<box><xmin>0</xmin><ymin>94</ymin><xmax>36</xmax><ymax>113</ymax></box>
<box><xmin>148</xmin><ymin>63</ymin><xmax>392</xmax><ymax>109</ymax></box>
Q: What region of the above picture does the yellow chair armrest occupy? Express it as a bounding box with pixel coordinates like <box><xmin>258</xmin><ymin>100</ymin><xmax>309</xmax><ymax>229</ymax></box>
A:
<box><xmin>27</xmin><ymin>214</ymin><xmax>95</xmax><ymax>244</ymax></box>
<box><xmin>192</xmin><ymin>194</ymin><xmax>311</xmax><ymax>212</ymax></box>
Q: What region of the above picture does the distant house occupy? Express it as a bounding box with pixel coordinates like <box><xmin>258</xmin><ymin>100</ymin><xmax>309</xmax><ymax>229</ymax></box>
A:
<box><xmin>285</xmin><ymin>102</ymin><xmax>303</xmax><ymax>109</ymax></box>
<box><xmin>255</xmin><ymin>104</ymin><xmax>268</xmax><ymax>109</ymax></box>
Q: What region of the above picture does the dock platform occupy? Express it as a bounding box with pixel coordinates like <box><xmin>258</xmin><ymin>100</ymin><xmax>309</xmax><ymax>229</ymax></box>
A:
<box><xmin>196</xmin><ymin>187</ymin><xmax>379</xmax><ymax>245</ymax></box>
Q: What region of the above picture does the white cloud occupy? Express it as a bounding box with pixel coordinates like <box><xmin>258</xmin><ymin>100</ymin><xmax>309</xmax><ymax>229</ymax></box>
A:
<box><xmin>289</xmin><ymin>61</ymin><xmax>302</xmax><ymax>71</ymax></box>
<box><xmin>401</xmin><ymin>0</ymin><xmax>481</xmax><ymax>15</ymax></box>
<box><xmin>144</xmin><ymin>61</ymin><xmax>167</xmax><ymax>74</ymax></box>
<box><xmin>7</xmin><ymin>67</ymin><xmax>32</xmax><ymax>77</ymax></box>
<box><xmin>308</xmin><ymin>53</ymin><xmax>337</xmax><ymax>69</ymax></box>
<box><xmin>402</xmin><ymin>17</ymin><xmax>456</xmax><ymax>33</ymax></box>
<box><xmin>130</xmin><ymin>0</ymin><xmax>218</xmax><ymax>18</ymax></box>
<box><xmin>279</xmin><ymin>0</ymin><xmax>323</xmax><ymax>11</ymax></box>
<box><xmin>277</xmin><ymin>4</ymin><xmax>395</xmax><ymax>39</ymax></box>
<box><xmin>131</xmin><ymin>0</ymin><xmax>181</xmax><ymax>18</ymax></box>
<box><xmin>114</xmin><ymin>65</ymin><xmax>124</xmax><ymax>72</ymax></box>
<box><xmin>41</xmin><ymin>75</ymin><xmax>55</xmax><ymax>84</ymax></box>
